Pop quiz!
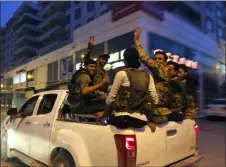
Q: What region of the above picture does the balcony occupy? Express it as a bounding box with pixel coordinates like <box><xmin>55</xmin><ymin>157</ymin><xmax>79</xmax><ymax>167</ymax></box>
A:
<box><xmin>37</xmin><ymin>41</ymin><xmax>60</xmax><ymax>56</ymax></box>
<box><xmin>39</xmin><ymin>26</ymin><xmax>65</xmax><ymax>42</ymax></box>
<box><xmin>14</xmin><ymin>24</ymin><xmax>43</xmax><ymax>36</ymax></box>
<box><xmin>14</xmin><ymin>35</ymin><xmax>37</xmax><ymax>46</ymax></box>
<box><xmin>14</xmin><ymin>45</ymin><xmax>37</xmax><ymax>57</ymax></box>
<box><xmin>38</xmin><ymin>1</ymin><xmax>66</xmax><ymax>17</ymax></box>
<box><xmin>37</xmin><ymin>39</ymin><xmax>72</xmax><ymax>56</ymax></box>
<box><xmin>38</xmin><ymin>11</ymin><xmax>66</xmax><ymax>29</ymax></box>
<box><xmin>14</xmin><ymin>13</ymin><xmax>41</xmax><ymax>29</ymax></box>
<box><xmin>14</xmin><ymin>2</ymin><xmax>41</xmax><ymax>17</ymax></box>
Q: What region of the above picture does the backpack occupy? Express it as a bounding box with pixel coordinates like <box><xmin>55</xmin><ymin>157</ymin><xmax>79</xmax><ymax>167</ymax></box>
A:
<box><xmin>68</xmin><ymin>67</ymin><xmax>88</xmax><ymax>97</ymax></box>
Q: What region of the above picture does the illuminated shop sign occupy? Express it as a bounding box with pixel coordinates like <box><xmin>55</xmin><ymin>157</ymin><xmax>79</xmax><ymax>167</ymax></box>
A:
<box><xmin>164</xmin><ymin>51</ymin><xmax>199</xmax><ymax>69</ymax></box>
<box><xmin>76</xmin><ymin>49</ymin><xmax>126</xmax><ymax>71</ymax></box>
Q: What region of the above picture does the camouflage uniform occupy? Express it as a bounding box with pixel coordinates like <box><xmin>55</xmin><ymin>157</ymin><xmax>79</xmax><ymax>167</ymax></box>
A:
<box><xmin>92</xmin><ymin>64</ymin><xmax>109</xmax><ymax>93</ymax></box>
<box><xmin>68</xmin><ymin>46</ymin><xmax>105</xmax><ymax>115</ymax></box>
<box><xmin>180</xmin><ymin>76</ymin><xmax>197</xmax><ymax>120</ymax></box>
<box><xmin>134</xmin><ymin>44</ymin><xmax>170</xmax><ymax>123</ymax></box>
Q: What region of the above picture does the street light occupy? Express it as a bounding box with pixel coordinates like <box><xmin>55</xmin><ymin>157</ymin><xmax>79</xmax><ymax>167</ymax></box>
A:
<box><xmin>1</xmin><ymin>84</ymin><xmax>3</xmax><ymax>88</ymax></box>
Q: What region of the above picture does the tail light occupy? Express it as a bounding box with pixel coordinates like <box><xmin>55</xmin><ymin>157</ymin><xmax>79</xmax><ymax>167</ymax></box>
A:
<box><xmin>195</xmin><ymin>124</ymin><xmax>200</xmax><ymax>136</ymax></box>
<box><xmin>115</xmin><ymin>135</ymin><xmax>136</xmax><ymax>167</ymax></box>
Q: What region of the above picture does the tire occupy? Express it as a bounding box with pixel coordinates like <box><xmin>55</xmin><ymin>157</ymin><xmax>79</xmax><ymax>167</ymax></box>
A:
<box><xmin>1</xmin><ymin>131</ymin><xmax>9</xmax><ymax>161</ymax></box>
<box><xmin>53</xmin><ymin>152</ymin><xmax>75</xmax><ymax>167</ymax></box>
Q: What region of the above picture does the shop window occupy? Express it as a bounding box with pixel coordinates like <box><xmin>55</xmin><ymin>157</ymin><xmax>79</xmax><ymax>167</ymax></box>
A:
<box><xmin>148</xmin><ymin>32</ymin><xmax>186</xmax><ymax>58</ymax></box>
<box><xmin>47</xmin><ymin>61</ymin><xmax>58</xmax><ymax>82</ymax></box>
<box><xmin>87</xmin><ymin>1</ymin><xmax>95</xmax><ymax>12</ymax></box>
<box><xmin>20</xmin><ymin>73</ymin><xmax>26</xmax><ymax>83</ymax></box>
<box><xmin>108</xmin><ymin>31</ymin><xmax>134</xmax><ymax>54</ymax></box>
<box><xmin>75</xmin><ymin>8</ymin><xmax>81</xmax><ymax>20</ymax></box>
<box><xmin>37</xmin><ymin>94</ymin><xmax>57</xmax><ymax>115</ymax></box>
<box><xmin>13</xmin><ymin>75</ymin><xmax>20</xmax><ymax>84</ymax></box>
<box><xmin>61</xmin><ymin>56</ymin><xmax>73</xmax><ymax>79</ymax></box>
<box><xmin>18</xmin><ymin>96</ymin><xmax>39</xmax><ymax>117</ymax></box>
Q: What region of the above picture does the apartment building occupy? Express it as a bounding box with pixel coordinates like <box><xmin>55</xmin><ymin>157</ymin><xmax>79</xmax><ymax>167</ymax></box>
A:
<box><xmin>1</xmin><ymin>1</ymin><xmax>225</xmax><ymax>74</ymax></box>
<box><xmin>0</xmin><ymin>28</ymin><xmax>5</xmax><ymax>74</ymax></box>
<box><xmin>1</xmin><ymin>2</ymin><xmax>42</xmax><ymax>72</ymax></box>
<box><xmin>36</xmin><ymin>1</ymin><xmax>110</xmax><ymax>56</ymax></box>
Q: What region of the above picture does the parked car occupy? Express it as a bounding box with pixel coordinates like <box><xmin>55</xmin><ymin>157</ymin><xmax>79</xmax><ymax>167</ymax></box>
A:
<box><xmin>206</xmin><ymin>98</ymin><xmax>226</xmax><ymax>119</ymax></box>
<box><xmin>1</xmin><ymin>90</ymin><xmax>202</xmax><ymax>167</ymax></box>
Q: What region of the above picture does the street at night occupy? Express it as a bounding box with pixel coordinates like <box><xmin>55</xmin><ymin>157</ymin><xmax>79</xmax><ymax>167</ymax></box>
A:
<box><xmin>1</xmin><ymin>1</ymin><xmax>226</xmax><ymax>167</ymax></box>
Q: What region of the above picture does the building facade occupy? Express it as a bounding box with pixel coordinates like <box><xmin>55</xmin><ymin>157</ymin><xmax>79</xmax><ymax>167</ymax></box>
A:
<box><xmin>1</xmin><ymin>2</ymin><xmax>225</xmax><ymax>112</ymax></box>
<box><xmin>0</xmin><ymin>1</ymin><xmax>225</xmax><ymax>112</ymax></box>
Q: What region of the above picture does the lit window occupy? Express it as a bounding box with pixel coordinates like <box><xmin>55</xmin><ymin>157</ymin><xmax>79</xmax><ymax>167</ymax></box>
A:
<box><xmin>20</xmin><ymin>73</ymin><xmax>26</xmax><ymax>83</ymax></box>
<box><xmin>61</xmin><ymin>57</ymin><xmax>73</xmax><ymax>78</ymax></box>
<box><xmin>13</xmin><ymin>75</ymin><xmax>20</xmax><ymax>84</ymax></box>
<box><xmin>206</xmin><ymin>18</ymin><xmax>213</xmax><ymax>32</ymax></box>
<box><xmin>218</xmin><ymin>27</ymin><xmax>224</xmax><ymax>38</ymax></box>
<box><xmin>217</xmin><ymin>8</ymin><xmax>223</xmax><ymax>18</ymax></box>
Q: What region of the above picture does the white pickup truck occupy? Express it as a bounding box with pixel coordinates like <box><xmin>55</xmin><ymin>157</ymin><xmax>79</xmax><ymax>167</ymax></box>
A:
<box><xmin>1</xmin><ymin>90</ymin><xmax>202</xmax><ymax>167</ymax></box>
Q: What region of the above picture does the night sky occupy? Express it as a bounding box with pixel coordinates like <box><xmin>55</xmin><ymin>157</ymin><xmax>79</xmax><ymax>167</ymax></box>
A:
<box><xmin>1</xmin><ymin>1</ymin><xmax>23</xmax><ymax>27</ymax></box>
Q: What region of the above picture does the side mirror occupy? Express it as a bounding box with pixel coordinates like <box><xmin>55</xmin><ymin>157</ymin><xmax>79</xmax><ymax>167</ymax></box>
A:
<box><xmin>7</xmin><ymin>108</ymin><xmax>18</xmax><ymax>116</ymax></box>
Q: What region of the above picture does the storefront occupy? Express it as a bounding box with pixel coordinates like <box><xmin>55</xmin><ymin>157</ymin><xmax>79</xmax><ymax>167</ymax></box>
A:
<box><xmin>75</xmin><ymin>32</ymin><xmax>134</xmax><ymax>83</ymax></box>
<box><xmin>11</xmin><ymin>69</ymin><xmax>27</xmax><ymax>108</ymax></box>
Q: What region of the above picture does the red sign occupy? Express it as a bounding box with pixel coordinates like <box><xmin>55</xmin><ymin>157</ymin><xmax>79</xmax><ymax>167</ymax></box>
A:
<box><xmin>112</xmin><ymin>2</ymin><xmax>164</xmax><ymax>22</ymax></box>
<box><xmin>112</xmin><ymin>2</ymin><xmax>141</xmax><ymax>22</ymax></box>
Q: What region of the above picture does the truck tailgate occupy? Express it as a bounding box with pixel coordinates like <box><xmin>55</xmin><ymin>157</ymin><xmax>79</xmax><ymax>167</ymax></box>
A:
<box><xmin>164</xmin><ymin>120</ymin><xmax>196</xmax><ymax>165</ymax></box>
<box><xmin>135</xmin><ymin>120</ymin><xmax>197</xmax><ymax>167</ymax></box>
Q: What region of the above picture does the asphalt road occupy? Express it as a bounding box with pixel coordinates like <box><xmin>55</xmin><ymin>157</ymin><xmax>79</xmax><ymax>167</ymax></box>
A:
<box><xmin>0</xmin><ymin>114</ymin><xmax>225</xmax><ymax>167</ymax></box>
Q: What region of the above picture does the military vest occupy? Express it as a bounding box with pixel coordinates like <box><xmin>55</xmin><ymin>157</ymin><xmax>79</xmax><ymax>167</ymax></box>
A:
<box><xmin>92</xmin><ymin>64</ymin><xmax>109</xmax><ymax>93</ymax></box>
<box><xmin>68</xmin><ymin>68</ymin><xmax>89</xmax><ymax>97</ymax></box>
<box><xmin>113</xmin><ymin>68</ymin><xmax>150</xmax><ymax>113</ymax></box>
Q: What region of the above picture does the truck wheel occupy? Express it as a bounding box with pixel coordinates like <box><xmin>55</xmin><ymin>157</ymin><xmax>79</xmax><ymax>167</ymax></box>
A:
<box><xmin>53</xmin><ymin>152</ymin><xmax>75</xmax><ymax>167</ymax></box>
<box><xmin>1</xmin><ymin>131</ymin><xmax>9</xmax><ymax>161</ymax></box>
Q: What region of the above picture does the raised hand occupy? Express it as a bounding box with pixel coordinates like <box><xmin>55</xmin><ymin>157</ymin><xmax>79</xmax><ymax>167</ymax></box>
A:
<box><xmin>88</xmin><ymin>36</ymin><xmax>94</xmax><ymax>47</ymax></box>
<box><xmin>134</xmin><ymin>28</ymin><xmax>142</xmax><ymax>42</ymax></box>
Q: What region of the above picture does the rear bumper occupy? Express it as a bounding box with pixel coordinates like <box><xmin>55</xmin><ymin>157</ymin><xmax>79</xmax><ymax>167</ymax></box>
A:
<box><xmin>168</xmin><ymin>154</ymin><xmax>203</xmax><ymax>167</ymax></box>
